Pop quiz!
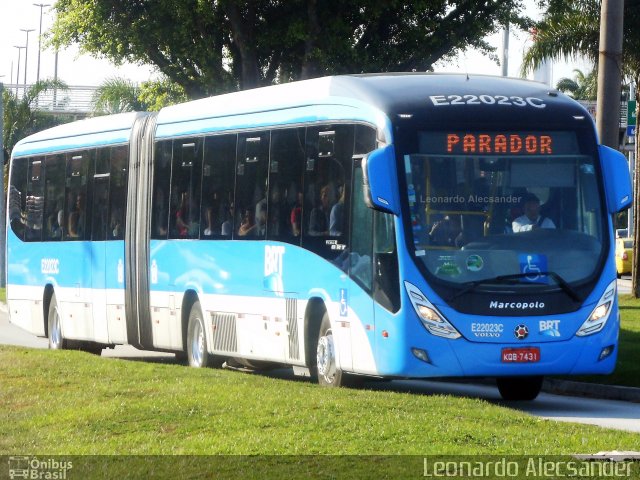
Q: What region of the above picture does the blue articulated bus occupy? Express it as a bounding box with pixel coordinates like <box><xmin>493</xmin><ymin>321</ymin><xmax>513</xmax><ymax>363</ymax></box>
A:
<box><xmin>6</xmin><ymin>74</ymin><xmax>632</xmax><ymax>400</ymax></box>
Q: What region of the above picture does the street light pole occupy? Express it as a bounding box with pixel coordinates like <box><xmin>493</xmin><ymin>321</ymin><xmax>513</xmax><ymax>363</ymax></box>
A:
<box><xmin>33</xmin><ymin>4</ymin><xmax>51</xmax><ymax>84</ymax></box>
<box><xmin>20</xmin><ymin>29</ymin><xmax>35</xmax><ymax>89</ymax></box>
<box><xmin>13</xmin><ymin>46</ymin><xmax>25</xmax><ymax>96</ymax></box>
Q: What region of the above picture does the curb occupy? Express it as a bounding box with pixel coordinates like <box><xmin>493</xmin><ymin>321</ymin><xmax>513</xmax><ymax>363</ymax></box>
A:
<box><xmin>543</xmin><ymin>379</ymin><xmax>640</xmax><ymax>403</ymax></box>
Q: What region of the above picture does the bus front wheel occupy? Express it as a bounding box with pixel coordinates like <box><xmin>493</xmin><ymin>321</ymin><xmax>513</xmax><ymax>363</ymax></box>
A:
<box><xmin>47</xmin><ymin>294</ymin><xmax>67</xmax><ymax>350</ymax></box>
<box><xmin>316</xmin><ymin>313</ymin><xmax>360</xmax><ymax>388</ymax></box>
<box><xmin>496</xmin><ymin>376</ymin><xmax>544</xmax><ymax>401</ymax></box>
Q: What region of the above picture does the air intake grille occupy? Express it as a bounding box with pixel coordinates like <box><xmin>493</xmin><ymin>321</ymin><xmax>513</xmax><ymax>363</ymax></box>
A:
<box><xmin>286</xmin><ymin>298</ymin><xmax>300</xmax><ymax>360</ymax></box>
<box><xmin>211</xmin><ymin>313</ymin><xmax>238</xmax><ymax>353</ymax></box>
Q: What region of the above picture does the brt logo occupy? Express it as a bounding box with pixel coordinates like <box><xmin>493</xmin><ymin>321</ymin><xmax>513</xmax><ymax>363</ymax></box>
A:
<box><xmin>264</xmin><ymin>245</ymin><xmax>285</xmax><ymax>294</ymax></box>
<box><xmin>539</xmin><ymin>320</ymin><xmax>561</xmax><ymax>337</ymax></box>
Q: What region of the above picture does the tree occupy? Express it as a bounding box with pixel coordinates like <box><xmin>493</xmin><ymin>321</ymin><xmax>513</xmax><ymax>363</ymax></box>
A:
<box><xmin>521</xmin><ymin>0</ymin><xmax>640</xmax><ymax>295</ymax></box>
<box><xmin>92</xmin><ymin>77</ymin><xmax>188</xmax><ymax>115</ymax></box>
<box><xmin>48</xmin><ymin>0</ymin><xmax>532</xmax><ymax>98</ymax></box>
<box><xmin>2</xmin><ymin>79</ymin><xmax>69</xmax><ymax>162</ymax></box>
<box><xmin>91</xmin><ymin>77</ymin><xmax>146</xmax><ymax>114</ymax></box>
<box><xmin>555</xmin><ymin>68</ymin><xmax>597</xmax><ymax>100</ymax></box>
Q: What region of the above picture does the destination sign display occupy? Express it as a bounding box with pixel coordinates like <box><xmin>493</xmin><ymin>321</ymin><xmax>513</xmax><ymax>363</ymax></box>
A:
<box><xmin>420</xmin><ymin>131</ymin><xmax>579</xmax><ymax>156</ymax></box>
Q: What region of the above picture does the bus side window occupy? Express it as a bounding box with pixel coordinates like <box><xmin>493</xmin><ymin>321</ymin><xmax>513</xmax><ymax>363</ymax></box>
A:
<box><xmin>65</xmin><ymin>150</ymin><xmax>91</xmax><ymax>241</ymax></box>
<box><xmin>25</xmin><ymin>157</ymin><xmax>45</xmax><ymax>242</ymax></box>
<box><xmin>44</xmin><ymin>154</ymin><xmax>65</xmax><ymax>241</ymax></box>
<box><xmin>235</xmin><ymin>132</ymin><xmax>270</xmax><ymax>240</ymax></box>
<box><xmin>354</xmin><ymin>124</ymin><xmax>377</xmax><ymax>156</ymax></box>
<box><xmin>202</xmin><ymin>134</ymin><xmax>237</xmax><ymax>239</ymax></box>
<box><xmin>267</xmin><ymin>128</ymin><xmax>305</xmax><ymax>244</ymax></box>
<box><xmin>349</xmin><ymin>164</ymin><xmax>373</xmax><ymax>291</ymax></box>
<box><xmin>169</xmin><ymin>138</ymin><xmax>204</xmax><ymax>239</ymax></box>
<box><xmin>9</xmin><ymin>157</ymin><xmax>28</xmax><ymax>241</ymax></box>
<box><xmin>152</xmin><ymin>140</ymin><xmax>172</xmax><ymax>239</ymax></box>
<box><xmin>91</xmin><ymin>148</ymin><xmax>110</xmax><ymax>241</ymax></box>
<box><xmin>373</xmin><ymin>211</ymin><xmax>400</xmax><ymax>312</ymax></box>
<box><xmin>109</xmin><ymin>146</ymin><xmax>129</xmax><ymax>240</ymax></box>
<box><xmin>302</xmin><ymin>125</ymin><xmax>354</xmax><ymax>265</ymax></box>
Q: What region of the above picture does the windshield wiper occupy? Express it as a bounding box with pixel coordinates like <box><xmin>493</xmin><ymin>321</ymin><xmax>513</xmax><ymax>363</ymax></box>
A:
<box><xmin>449</xmin><ymin>272</ymin><xmax>581</xmax><ymax>303</ymax></box>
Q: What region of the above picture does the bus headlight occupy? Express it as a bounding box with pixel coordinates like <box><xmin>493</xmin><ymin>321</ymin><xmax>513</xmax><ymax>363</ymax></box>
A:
<box><xmin>405</xmin><ymin>281</ymin><xmax>461</xmax><ymax>339</ymax></box>
<box><xmin>576</xmin><ymin>280</ymin><xmax>616</xmax><ymax>337</ymax></box>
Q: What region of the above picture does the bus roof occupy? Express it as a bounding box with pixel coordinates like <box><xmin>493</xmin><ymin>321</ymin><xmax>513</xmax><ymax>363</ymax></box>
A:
<box><xmin>155</xmin><ymin>73</ymin><xmax>591</xmax><ymax>139</ymax></box>
<box><xmin>11</xmin><ymin>112</ymin><xmax>146</xmax><ymax>157</ymax></box>
<box><xmin>12</xmin><ymin>74</ymin><xmax>593</xmax><ymax>156</ymax></box>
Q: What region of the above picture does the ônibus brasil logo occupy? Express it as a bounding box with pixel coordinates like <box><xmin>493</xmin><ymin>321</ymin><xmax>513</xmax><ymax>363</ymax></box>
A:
<box><xmin>514</xmin><ymin>324</ymin><xmax>529</xmax><ymax>340</ymax></box>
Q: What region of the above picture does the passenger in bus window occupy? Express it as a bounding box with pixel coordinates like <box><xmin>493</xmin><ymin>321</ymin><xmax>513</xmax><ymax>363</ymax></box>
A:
<box><xmin>290</xmin><ymin>191</ymin><xmax>303</xmax><ymax>236</ymax></box>
<box><xmin>238</xmin><ymin>208</ymin><xmax>257</xmax><ymax>236</ymax></box>
<box><xmin>309</xmin><ymin>185</ymin><xmax>332</xmax><ymax>236</ymax></box>
<box><xmin>176</xmin><ymin>192</ymin><xmax>199</xmax><ymax>238</ymax></box>
<box><xmin>47</xmin><ymin>199</ymin><xmax>63</xmax><ymax>239</ymax></box>
<box><xmin>267</xmin><ymin>184</ymin><xmax>288</xmax><ymax>237</ymax></box>
<box><xmin>68</xmin><ymin>192</ymin><xmax>86</xmax><ymax>238</ymax></box>
<box><xmin>110</xmin><ymin>208</ymin><xmax>123</xmax><ymax>238</ymax></box>
<box><xmin>203</xmin><ymin>206</ymin><xmax>215</xmax><ymax>237</ymax></box>
<box><xmin>153</xmin><ymin>189</ymin><xmax>168</xmax><ymax>237</ymax></box>
<box><xmin>329</xmin><ymin>184</ymin><xmax>345</xmax><ymax>236</ymax></box>
<box><xmin>512</xmin><ymin>193</ymin><xmax>556</xmax><ymax>233</ymax></box>
<box><xmin>221</xmin><ymin>202</ymin><xmax>234</xmax><ymax>236</ymax></box>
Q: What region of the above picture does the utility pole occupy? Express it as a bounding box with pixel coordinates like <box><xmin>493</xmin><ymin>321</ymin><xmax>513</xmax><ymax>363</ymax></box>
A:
<box><xmin>501</xmin><ymin>24</ymin><xmax>509</xmax><ymax>77</ymax></box>
<box><xmin>13</xmin><ymin>46</ymin><xmax>25</xmax><ymax>96</ymax></box>
<box><xmin>595</xmin><ymin>0</ymin><xmax>623</xmax><ymax>148</ymax></box>
<box><xmin>33</xmin><ymin>4</ymin><xmax>51</xmax><ymax>84</ymax></box>
<box><xmin>20</xmin><ymin>29</ymin><xmax>35</xmax><ymax>90</ymax></box>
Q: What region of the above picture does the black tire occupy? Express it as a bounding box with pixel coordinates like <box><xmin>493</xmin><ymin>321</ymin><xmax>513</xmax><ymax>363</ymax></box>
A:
<box><xmin>47</xmin><ymin>293</ymin><xmax>67</xmax><ymax>350</ymax></box>
<box><xmin>497</xmin><ymin>376</ymin><xmax>544</xmax><ymax>401</ymax></box>
<box><xmin>186</xmin><ymin>301</ymin><xmax>223</xmax><ymax>368</ymax></box>
<box><xmin>315</xmin><ymin>313</ymin><xmax>361</xmax><ymax>388</ymax></box>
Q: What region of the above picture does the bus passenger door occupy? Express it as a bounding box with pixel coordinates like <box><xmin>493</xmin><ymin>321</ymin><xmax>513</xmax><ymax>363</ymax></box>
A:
<box><xmin>347</xmin><ymin>162</ymin><xmax>376</xmax><ymax>374</ymax></box>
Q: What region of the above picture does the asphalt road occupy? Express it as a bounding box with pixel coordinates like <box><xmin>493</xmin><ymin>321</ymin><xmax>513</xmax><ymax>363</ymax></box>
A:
<box><xmin>618</xmin><ymin>275</ymin><xmax>632</xmax><ymax>294</ymax></box>
<box><xmin>1</xmin><ymin>304</ymin><xmax>640</xmax><ymax>435</ymax></box>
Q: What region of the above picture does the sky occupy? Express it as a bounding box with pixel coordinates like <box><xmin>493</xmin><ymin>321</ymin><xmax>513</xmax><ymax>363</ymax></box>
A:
<box><xmin>0</xmin><ymin>0</ymin><xmax>590</xmax><ymax>89</ymax></box>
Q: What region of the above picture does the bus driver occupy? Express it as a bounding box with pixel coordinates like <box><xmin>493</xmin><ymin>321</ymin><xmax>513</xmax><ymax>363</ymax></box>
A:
<box><xmin>512</xmin><ymin>193</ymin><xmax>556</xmax><ymax>233</ymax></box>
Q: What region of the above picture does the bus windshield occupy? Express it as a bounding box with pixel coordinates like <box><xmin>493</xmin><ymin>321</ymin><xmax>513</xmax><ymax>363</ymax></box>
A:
<box><xmin>403</xmin><ymin>131</ymin><xmax>606</xmax><ymax>287</ymax></box>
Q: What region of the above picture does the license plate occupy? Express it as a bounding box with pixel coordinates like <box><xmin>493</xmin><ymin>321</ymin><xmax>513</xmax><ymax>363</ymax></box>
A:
<box><xmin>501</xmin><ymin>347</ymin><xmax>540</xmax><ymax>363</ymax></box>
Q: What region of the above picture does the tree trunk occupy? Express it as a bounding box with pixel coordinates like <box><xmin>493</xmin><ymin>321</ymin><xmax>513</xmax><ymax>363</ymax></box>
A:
<box><xmin>224</xmin><ymin>1</ymin><xmax>260</xmax><ymax>90</ymax></box>
<box><xmin>301</xmin><ymin>0</ymin><xmax>321</xmax><ymax>79</ymax></box>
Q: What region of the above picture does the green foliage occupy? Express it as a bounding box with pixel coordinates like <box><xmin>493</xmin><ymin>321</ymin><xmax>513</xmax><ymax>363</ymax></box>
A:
<box><xmin>555</xmin><ymin>68</ymin><xmax>597</xmax><ymax>100</ymax></box>
<box><xmin>49</xmin><ymin>0</ymin><xmax>532</xmax><ymax>98</ymax></box>
<box><xmin>91</xmin><ymin>77</ymin><xmax>145</xmax><ymax>114</ymax></box>
<box><xmin>2</xmin><ymin>79</ymin><xmax>69</xmax><ymax>162</ymax></box>
<box><xmin>91</xmin><ymin>77</ymin><xmax>189</xmax><ymax>115</ymax></box>
<box><xmin>138</xmin><ymin>79</ymin><xmax>188</xmax><ymax>111</ymax></box>
<box><xmin>522</xmin><ymin>1</ymin><xmax>640</xmax><ymax>84</ymax></box>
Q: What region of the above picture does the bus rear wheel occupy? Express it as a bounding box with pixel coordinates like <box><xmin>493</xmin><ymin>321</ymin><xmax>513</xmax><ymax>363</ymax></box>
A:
<box><xmin>496</xmin><ymin>376</ymin><xmax>544</xmax><ymax>401</ymax></box>
<box><xmin>47</xmin><ymin>294</ymin><xmax>67</xmax><ymax>350</ymax></box>
<box><xmin>187</xmin><ymin>301</ymin><xmax>212</xmax><ymax>368</ymax></box>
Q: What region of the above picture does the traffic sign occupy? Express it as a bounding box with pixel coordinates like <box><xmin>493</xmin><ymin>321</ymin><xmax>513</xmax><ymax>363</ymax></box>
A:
<box><xmin>628</xmin><ymin>125</ymin><xmax>636</xmax><ymax>137</ymax></box>
<box><xmin>629</xmin><ymin>100</ymin><xmax>636</xmax><ymax>126</ymax></box>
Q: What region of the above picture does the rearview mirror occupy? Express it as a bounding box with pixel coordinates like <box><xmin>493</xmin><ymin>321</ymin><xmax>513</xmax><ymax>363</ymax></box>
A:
<box><xmin>362</xmin><ymin>145</ymin><xmax>400</xmax><ymax>215</ymax></box>
<box><xmin>599</xmin><ymin>145</ymin><xmax>632</xmax><ymax>213</ymax></box>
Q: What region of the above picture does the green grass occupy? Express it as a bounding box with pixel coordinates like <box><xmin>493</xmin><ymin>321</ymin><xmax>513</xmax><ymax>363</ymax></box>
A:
<box><xmin>568</xmin><ymin>294</ymin><xmax>640</xmax><ymax>387</ymax></box>
<box><xmin>0</xmin><ymin>346</ymin><xmax>638</xmax><ymax>458</ymax></box>
<box><xmin>0</xmin><ymin>287</ymin><xmax>5</xmax><ymax>303</ymax></box>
